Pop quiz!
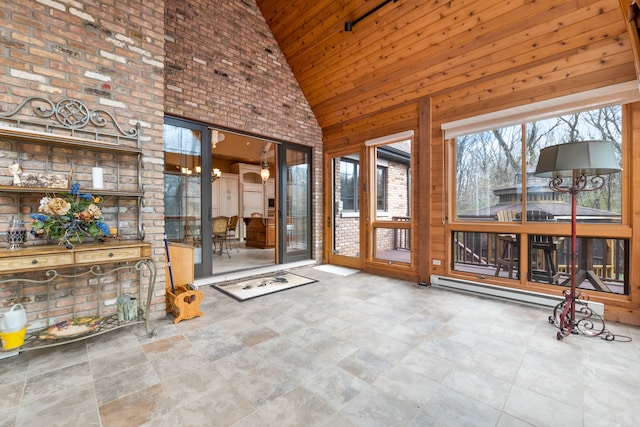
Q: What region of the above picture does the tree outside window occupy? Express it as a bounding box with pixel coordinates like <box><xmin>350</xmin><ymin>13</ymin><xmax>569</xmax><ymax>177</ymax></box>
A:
<box><xmin>451</xmin><ymin>105</ymin><xmax>626</xmax><ymax>294</ymax></box>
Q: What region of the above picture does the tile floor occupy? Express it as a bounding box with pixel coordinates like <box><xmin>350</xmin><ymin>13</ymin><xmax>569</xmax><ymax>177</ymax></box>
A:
<box><xmin>2</xmin><ymin>266</ymin><xmax>640</xmax><ymax>426</ymax></box>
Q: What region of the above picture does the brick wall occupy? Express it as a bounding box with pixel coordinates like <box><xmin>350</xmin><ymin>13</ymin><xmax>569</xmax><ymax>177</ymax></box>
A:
<box><xmin>164</xmin><ymin>0</ymin><xmax>324</xmax><ymax>261</ymax></box>
<box><xmin>0</xmin><ymin>0</ymin><xmax>167</xmax><ymax>321</ymax></box>
<box><xmin>0</xmin><ymin>0</ymin><xmax>323</xmax><ymax>330</ymax></box>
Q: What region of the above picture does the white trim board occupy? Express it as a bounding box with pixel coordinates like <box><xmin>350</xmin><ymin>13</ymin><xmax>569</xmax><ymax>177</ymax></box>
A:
<box><xmin>441</xmin><ymin>81</ymin><xmax>640</xmax><ymax>139</ymax></box>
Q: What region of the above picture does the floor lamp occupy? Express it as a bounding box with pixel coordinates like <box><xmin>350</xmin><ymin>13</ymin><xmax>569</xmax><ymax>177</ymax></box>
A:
<box><xmin>534</xmin><ymin>140</ymin><xmax>621</xmax><ymax>340</ymax></box>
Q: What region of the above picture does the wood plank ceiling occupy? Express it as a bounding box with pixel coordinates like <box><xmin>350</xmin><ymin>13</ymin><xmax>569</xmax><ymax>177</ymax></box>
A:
<box><xmin>256</xmin><ymin>0</ymin><xmax>636</xmax><ymax>131</ymax></box>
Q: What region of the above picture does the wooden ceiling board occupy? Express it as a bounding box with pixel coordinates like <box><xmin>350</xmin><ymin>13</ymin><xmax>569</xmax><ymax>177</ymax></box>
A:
<box><xmin>306</xmin><ymin>1</ymin><xmax>620</xmax><ymax>108</ymax></box>
<box><xmin>433</xmin><ymin>64</ymin><xmax>635</xmax><ymax>123</ymax></box>
<box><xmin>291</xmin><ymin>0</ymin><xmax>499</xmax><ymax>87</ymax></box>
<box><xmin>320</xmin><ymin>47</ymin><xmax>635</xmax><ymax>127</ymax></box>
<box><xmin>317</xmin><ymin>30</ymin><xmax>633</xmax><ymax>115</ymax></box>
<box><xmin>256</xmin><ymin>0</ymin><xmax>636</xmax><ymax>130</ymax></box>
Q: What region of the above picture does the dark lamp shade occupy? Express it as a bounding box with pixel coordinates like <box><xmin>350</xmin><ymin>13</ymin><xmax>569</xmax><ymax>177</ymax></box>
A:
<box><xmin>534</xmin><ymin>140</ymin><xmax>621</xmax><ymax>178</ymax></box>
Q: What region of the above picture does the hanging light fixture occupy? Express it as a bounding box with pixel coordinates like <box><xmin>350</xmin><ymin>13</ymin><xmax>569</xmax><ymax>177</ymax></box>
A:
<box><xmin>260</xmin><ymin>149</ymin><xmax>270</xmax><ymax>181</ymax></box>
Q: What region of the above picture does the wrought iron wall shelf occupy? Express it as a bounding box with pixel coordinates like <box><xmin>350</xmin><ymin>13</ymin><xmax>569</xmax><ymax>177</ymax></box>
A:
<box><xmin>0</xmin><ymin>96</ymin><xmax>156</xmax><ymax>354</ymax></box>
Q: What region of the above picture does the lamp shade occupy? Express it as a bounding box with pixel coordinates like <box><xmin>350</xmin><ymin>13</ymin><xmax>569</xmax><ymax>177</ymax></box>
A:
<box><xmin>534</xmin><ymin>140</ymin><xmax>621</xmax><ymax>178</ymax></box>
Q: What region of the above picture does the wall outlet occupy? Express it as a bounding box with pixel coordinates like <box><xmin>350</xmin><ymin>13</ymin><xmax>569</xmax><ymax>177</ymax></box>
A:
<box><xmin>432</xmin><ymin>259</ymin><xmax>441</xmax><ymax>266</ymax></box>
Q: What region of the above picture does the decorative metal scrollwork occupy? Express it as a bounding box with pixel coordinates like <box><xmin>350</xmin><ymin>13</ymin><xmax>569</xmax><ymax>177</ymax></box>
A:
<box><xmin>549</xmin><ymin>289</ymin><xmax>630</xmax><ymax>342</ymax></box>
<box><xmin>1</xmin><ymin>96</ymin><xmax>138</xmax><ymax>138</ymax></box>
<box><xmin>53</xmin><ymin>98</ymin><xmax>90</xmax><ymax>128</ymax></box>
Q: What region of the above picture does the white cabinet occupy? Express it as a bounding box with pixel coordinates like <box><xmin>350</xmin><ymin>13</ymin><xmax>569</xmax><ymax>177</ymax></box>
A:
<box><xmin>212</xmin><ymin>174</ymin><xmax>238</xmax><ymax>218</ymax></box>
<box><xmin>242</xmin><ymin>183</ymin><xmax>264</xmax><ymax>217</ymax></box>
<box><xmin>219</xmin><ymin>174</ymin><xmax>238</xmax><ymax>217</ymax></box>
<box><xmin>231</xmin><ymin>163</ymin><xmax>266</xmax><ymax>217</ymax></box>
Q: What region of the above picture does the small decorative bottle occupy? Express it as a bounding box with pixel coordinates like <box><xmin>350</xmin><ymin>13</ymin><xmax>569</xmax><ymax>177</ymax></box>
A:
<box><xmin>7</xmin><ymin>219</ymin><xmax>27</xmax><ymax>250</ymax></box>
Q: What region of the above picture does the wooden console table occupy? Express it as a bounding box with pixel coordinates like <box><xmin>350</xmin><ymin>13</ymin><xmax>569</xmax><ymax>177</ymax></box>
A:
<box><xmin>0</xmin><ymin>241</ymin><xmax>156</xmax><ymax>352</ymax></box>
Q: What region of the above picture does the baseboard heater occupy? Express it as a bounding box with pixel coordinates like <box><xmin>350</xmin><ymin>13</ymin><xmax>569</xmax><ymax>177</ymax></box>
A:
<box><xmin>430</xmin><ymin>275</ymin><xmax>604</xmax><ymax>316</ymax></box>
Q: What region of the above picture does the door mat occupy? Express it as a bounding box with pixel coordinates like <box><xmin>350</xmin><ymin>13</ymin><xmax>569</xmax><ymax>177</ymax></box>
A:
<box><xmin>313</xmin><ymin>264</ymin><xmax>359</xmax><ymax>276</ymax></box>
<box><xmin>211</xmin><ymin>272</ymin><xmax>317</xmax><ymax>301</ymax></box>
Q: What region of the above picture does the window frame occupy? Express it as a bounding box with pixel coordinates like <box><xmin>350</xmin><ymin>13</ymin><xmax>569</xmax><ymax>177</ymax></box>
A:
<box><xmin>444</xmin><ymin>101</ymin><xmax>632</xmax><ymax>297</ymax></box>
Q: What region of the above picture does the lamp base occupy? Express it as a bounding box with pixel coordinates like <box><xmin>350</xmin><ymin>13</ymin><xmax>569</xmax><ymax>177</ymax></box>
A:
<box><xmin>549</xmin><ymin>289</ymin><xmax>610</xmax><ymax>340</ymax></box>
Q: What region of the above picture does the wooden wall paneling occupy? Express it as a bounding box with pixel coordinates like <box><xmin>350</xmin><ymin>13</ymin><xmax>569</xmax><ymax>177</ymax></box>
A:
<box><xmin>316</xmin><ymin>22</ymin><xmax>632</xmax><ymax>128</ymax></box>
<box><xmin>266</xmin><ymin>2</ymin><xmax>379</xmax><ymax>60</ymax></box>
<box><xmin>323</xmin><ymin>102</ymin><xmax>419</xmax><ymax>150</ymax></box>
<box><xmin>625</xmin><ymin>102</ymin><xmax>640</xmax><ymax>319</ymax></box>
<box><xmin>258</xmin><ymin>0</ymin><xmax>634</xmax><ymax>131</ymax></box>
<box><xmin>298</xmin><ymin>0</ymin><xmax>505</xmax><ymax>102</ymax></box>
<box><xmin>317</xmin><ymin>52</ymin><xmax>633</xmax><ymax>130</ymax></box>
<box><xmin>429</xmin><ymin>125</ymin><xmax>447</xmax><ymax>277</ymax></box>
<box><xmin>618</xmin><ymin>0</ymin><xmax>640</xmax><ymax>83</ymax></box>
<box><xmin>418</xmin><ymin>97</ymin><xmax>431</xmax><ymax>283</ymax></box>
<box><xmin>434</xmin><ymin>62</ymin><xmax>635</xmax><ymax>124</ymax></box>
<box><xmin>256</xmin><ymin>0</ymin><xmax>640</xmax><ymax>325</ymax></box>
<box><xmin>432</xmin><ymin>40</ymin><xmax>634</xmax><ymax>121</ymax></box>
<box><xmin>302</xmin><ymin>0</ymin><xmax>582</xmax><ymax>102</ymax></box>
<box><xmin>428</xmin><ymin>18</ymin><xmax>626</xmax><ymax>99</ymax></box>
<box><xmin>300</xmin><ymin>1</ymin><xmax>620</xmax><ymax>127</ymax></box>
<box><xmin>287</xmin><ymin>0</ymin><xmax>445</xmax><ymax>79</ymax></box>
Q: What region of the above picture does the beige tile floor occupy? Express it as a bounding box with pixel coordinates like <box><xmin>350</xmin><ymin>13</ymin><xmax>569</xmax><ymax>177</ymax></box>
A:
<box><xmin>2</xmin><ymin>266</ymin><xmax>640</xmax><ymax>426</ymax></box>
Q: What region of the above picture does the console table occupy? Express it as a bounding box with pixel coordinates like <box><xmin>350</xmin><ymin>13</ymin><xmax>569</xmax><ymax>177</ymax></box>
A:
<box><xmin>0</xmin><ymin>241</ymin><xmax>156</xmax><ymax>352</ymax></box>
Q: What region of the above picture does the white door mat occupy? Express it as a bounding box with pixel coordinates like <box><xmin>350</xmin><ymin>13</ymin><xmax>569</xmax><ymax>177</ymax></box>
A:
<box><xmin>313</xmin><ymin>264</ymin><xmax>359</xmax><ymax>276</ymax></box>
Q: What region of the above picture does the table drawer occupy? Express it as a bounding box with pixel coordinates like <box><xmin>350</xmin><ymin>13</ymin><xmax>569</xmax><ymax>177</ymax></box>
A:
<box><xmin>75</xmin><ymin>247</ymin><xmax>142</xmax><ymax>264</ymax></box>
<box><xmin>0</xmin><ymin>252</ymin><xmax>74</xmax><ymax>272</ymax></box>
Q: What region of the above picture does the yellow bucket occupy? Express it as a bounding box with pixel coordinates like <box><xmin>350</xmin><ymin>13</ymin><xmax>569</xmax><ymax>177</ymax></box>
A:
<box><xmin>0</xmin><ymin>327</ymin><xmax>26</xmax><ymax>350</ymax></box>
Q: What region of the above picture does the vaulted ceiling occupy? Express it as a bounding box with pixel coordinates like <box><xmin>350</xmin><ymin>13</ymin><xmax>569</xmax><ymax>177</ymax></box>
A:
<box><xmin>256</xmin><ymin>0</ymin><xmax>636</xmax><ymax>131</ymax></box>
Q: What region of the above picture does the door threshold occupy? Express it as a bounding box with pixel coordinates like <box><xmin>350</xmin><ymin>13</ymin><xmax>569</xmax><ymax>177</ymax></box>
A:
<box><xmin>193</xmin><ymin>259</ymin><xmax>317</xmax><ymax>288</ymax></box>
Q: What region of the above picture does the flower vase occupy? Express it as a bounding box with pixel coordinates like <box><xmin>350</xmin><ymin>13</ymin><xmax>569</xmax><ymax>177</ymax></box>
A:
<box><xmin>60</xmin><ymin>234</ymin><xmax>85</xmax><ymax>249</ymax></box>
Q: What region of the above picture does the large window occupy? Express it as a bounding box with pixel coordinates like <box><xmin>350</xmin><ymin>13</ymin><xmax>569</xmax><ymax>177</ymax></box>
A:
<box><xmin>369</xmin><ymin>135</ymin><xmax>412</xmax><ymax>263</ymax></box>
<box><xmin>450</xmin><ymin>105</ymin><xmax>627</xmax><ymax>294</ymax></box>
<box><xmin>455</xmin><ymin>106</ymin><xmax>622</xmax><ymax>223</ymax></box>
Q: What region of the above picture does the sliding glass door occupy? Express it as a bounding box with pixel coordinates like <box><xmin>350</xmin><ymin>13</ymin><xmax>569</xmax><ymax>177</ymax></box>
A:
<box><xmin>278</xmin><ymin>144</ymin><xmax>312</xmax><ymax>263</ymax></box>
<box><xmin>163</xmin><ymin>117</ymin><xmax>213</xmax><ymax>277</ymax></box>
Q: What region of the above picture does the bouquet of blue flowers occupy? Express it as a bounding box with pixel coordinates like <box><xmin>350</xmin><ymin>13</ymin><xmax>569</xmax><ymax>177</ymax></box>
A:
<box><xmin>31</xmin><ymin>183</ymin><xmax>110</xmax><ymax>248</ymax></box>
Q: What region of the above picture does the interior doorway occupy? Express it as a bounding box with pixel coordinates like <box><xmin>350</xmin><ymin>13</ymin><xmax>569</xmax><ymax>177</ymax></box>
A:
<box><xmin>163</xmin><ymin>116</ymin><xmax>313</xmax><ymax>279</ymax></box>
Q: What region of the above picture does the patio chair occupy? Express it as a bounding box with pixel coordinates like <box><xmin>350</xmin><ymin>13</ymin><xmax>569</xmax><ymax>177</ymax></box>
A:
<box><xmin>494</xmin><ymin>209</ymin><xmax>518</xmax><ymax>279</ymax></box>
<box><xmin>227</xmin><ymin>215</ymin><xmax>240</xmax><ymax>252</ymax></box>
<box><xmin>518</xmin><ymin>210</ymin><xmax>561</xmax><ymax>284</ymax></box>
<box><xmin>212</xmin><ymin>215</ymin><xmax>230</xmax><ymax>258</ymax></box>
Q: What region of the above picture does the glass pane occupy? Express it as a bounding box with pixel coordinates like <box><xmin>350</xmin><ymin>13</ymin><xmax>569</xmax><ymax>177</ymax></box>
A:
<box><xmin>163</xmin><ymin>124</ymin><xmax>202</xmax><ymax>264</ymax></box>
<box><xmin>452</xmin><ymin>230</ymin><xmax>628</xmax><ymax>294</ymax></box>
<box><xmin>526</xmin><ymin>106</ymin><xmax>622</xmax><ymax>224</ymax></box>
<box><xmin>529</xmin><ymin>235</ymin><xmax>628</xmax><ymax>295</ymax></box>
<box><xmin>286</xmin><ymin>148</ymin><xmax>308</xmax><ymax>253</ymax></box>
<box><xmin>375</xmin><ymin>140</ymin><xmax>411</xmax><ymax>220</ymax></box>
<box><xmin>333</xmin><ymin>155</ymin><xmax>360</xmax><ymax>257</ymax></box>
<box><xmin>455</xmin><ymin>125</ymin><xmax>522</xmax><ymax>221</ymax></box>
<box><xmin>452</xmin><ymin>231</ymin><xmax>520</xmax><ymax>280</ymax></box>
<box><xmin>373</xmin><ymin>227</ymin><xmax>410</xmax><ymax>263</ymax></box>
<box><xmin>339</xmin><ymin>158</ymin><xmax>358</xmax><ymax>211</ymax></box>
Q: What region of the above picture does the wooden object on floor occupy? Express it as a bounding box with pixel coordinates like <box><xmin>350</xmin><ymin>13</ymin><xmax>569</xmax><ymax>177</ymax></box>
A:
<box><xmin>243</xmin><ymin>216</ymin><xmax>276</xmax><ymax>248</ymax></box>
<box><xmin>164</xmin><ymin>242</ymin><xmax>203</xmax><ymax>323</ymax></box>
